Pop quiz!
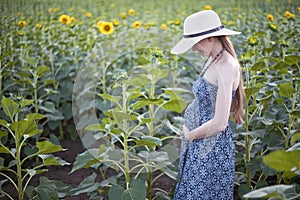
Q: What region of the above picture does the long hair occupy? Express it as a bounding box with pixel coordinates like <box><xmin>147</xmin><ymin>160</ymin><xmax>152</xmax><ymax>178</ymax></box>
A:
<box><xmin>217</xmin><ymin>36</ymin><xmax>245</xmax><ymax>124</ymax></box>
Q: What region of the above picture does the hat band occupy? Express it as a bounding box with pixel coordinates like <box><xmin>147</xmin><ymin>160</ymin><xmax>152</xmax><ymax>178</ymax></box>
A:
<box><xmin>183</xmin><ymin>25</ymin><xmax>224</xmax><ymax>38</ymax></box>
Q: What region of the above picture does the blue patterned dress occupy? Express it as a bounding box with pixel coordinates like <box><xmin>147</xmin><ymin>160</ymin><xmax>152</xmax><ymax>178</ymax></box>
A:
<box><xmin>174</xmin><ymin>76</ymin><xmax>235</xmax><ymax>200</ymax></box>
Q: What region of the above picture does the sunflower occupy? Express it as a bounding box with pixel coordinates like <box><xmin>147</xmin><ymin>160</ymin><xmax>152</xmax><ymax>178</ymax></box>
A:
<box><xmin>161</xmin><ymin>24</ymin><xmax>167</xmax><ymax>30</ymax></box>
<box><xmin>59</xmin><ymin>14</ymin><xmax>70</xmax><ymax>24</ymax></box>
<box><xmin>85</xmin><ymin>12</ymin><xmax>92</xmax><ymax>17</ymax></box>
<box><xmin>228</xmin><ymin>21</ymin><xmax>235</xmax><ymax>26</ymax></box>
<box><xmin>18</xmin><ymin>31</ymin><xmax>25</xmax><ymax>36</ymax></box>
<box><xmin>36</xmin><ymin>23</ymin><xmax>42</xmax><ymax>29</ymax></box>
<box><xmin>174</xmin><ymin>19</ymin><xmax>180</xmax><ymax>25</ymax></box>
<box><xmin>128</xmin><ymin>9</ymin><xmax>135</xmax><ymax>16</ymax></box>
<box><xmin>285</xmin><ymin>11</ymin><xmax>295</xmax><ymax>19</ymax></box>
<box><xmin>144</xmin><ymin>24</ymin><xmax>150</xmax><ymax>29</ymax></box>
<box><xmin>298</xmin><ymin>7</ymin><xmax>300</xmax><ymax>12</ymax></box>
<box><xmin>268</xmin><ymin>23</ymin><xmax>277</xmax><ymax>31</ymax></box>
<box><xmin>248</xmin><ymin>36</ymin><xmax>258</xmax><ymax>46</ymax></box>
<box><xmin>113</xmin><ymin>19</ymin><xmax>119</xmax><ymax>26</ymax></box>
<box><xmin>266</xmin><ymin>14</ymin><xmax>274</xmax><ymax>22</ymax></box>
<box><xmin>99</xmin><ymin>22</ymin><xmax>114</xmax><ymax>34</ymax></box>
<box><xmin>120</xmin><ymin>12</ymin><xmax>127</xmax><ymax>19</ymax></box>
<box><xmin>18</xmin><ymin>20</ymin><xmax>26</xmax><ymax>27</ymax></box>
<box><xmin>97</xmin><ymin>20</ymin><xmax>104</xmax><ymax>27</ymax></box>
<box><xmin>132</xmin><ymin>21</ymin><xmax>142</xmax><ymax>28</ymax></box>
<box><xmin>70</xmin><ymin>17</ymin><xmax>76</xmax><ymax>23</ymax></box>
<box><xmin>203</xmin><ymin>5</ymin><xmax>212</xmax><ymax>10</ymax></box>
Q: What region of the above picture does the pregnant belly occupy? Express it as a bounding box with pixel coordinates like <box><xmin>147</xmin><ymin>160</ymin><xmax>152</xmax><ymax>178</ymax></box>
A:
<box><xmin>184</xmin><ymin>99</ymin><xmax>202</xmax><ymax>130</ymax></box>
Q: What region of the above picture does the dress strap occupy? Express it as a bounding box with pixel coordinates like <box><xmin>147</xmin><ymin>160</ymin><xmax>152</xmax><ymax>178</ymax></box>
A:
<box><xmin>200</xmin><ymin>48</ymin><xmax>224</xmax><ymax>76</ymax></box>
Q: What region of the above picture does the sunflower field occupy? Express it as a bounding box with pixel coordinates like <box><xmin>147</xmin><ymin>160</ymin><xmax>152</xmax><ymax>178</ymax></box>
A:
<box><xmin>0</xmin><ymin>0</ymin><xmax>299</xmax><ymax>199</ymax></box>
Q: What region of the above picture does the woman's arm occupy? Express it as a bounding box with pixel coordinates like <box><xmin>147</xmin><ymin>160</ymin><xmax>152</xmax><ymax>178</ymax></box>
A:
<box><xmin>184</xmin><ymin>61</ymin><xmax>237</xmax><ymax>142</ymax></box>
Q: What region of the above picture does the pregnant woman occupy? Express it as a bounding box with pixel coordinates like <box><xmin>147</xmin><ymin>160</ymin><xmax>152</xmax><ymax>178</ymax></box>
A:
<box><xmin>171</xmin><ymin>10</ymin><xmax>245</xmax><ymax>199</ymax></box>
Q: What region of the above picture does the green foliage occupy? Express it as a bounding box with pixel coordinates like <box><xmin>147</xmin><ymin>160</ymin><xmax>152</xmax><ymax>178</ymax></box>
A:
<box><xmin>0</xmin><ymin>0</ymin><xmax>299</xmax><ymax>199</ymax></box>
<box><xmin>0</xmin><ymin>96</ymin><xmax>69</xmax><ymax>200</ymax></box>
<box><xmin>242</xmin><ymin>143</ymin><xmax>300</xmax><ymax>199</ymax></box>
<box><xmin>71</xmin><ymin>50</ymin><xmax>188</xmax><ymax>198</ymax></box>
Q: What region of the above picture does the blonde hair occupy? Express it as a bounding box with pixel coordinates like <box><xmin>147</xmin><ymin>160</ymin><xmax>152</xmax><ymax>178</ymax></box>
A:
<box><xmin>217</xmin><ymin>36</ymin><xmax>245</xmax><ymax>124</ymax></box>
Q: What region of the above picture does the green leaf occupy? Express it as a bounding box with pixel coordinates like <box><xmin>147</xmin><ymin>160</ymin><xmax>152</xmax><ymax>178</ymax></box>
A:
<box><xmin>99</xmin><ymin>93</ymin><xmax>121</xmax><ymax>104</ymax></box>
<box><xmin>0</xmin><ymin>147</ymin><xmax>11</xmax><ymax>154</ymax></box>
<box><xmin>26</xmin><ymin>113</ymin><xmax>46</xmax><ymax>121</ymax></box>
<box><xmin>251</xmin><ymin>61</ymin><xmax>265</xmax><ymax>72</ymax></box>
<box><xmin>26</xmin><ymin>57</ymin><xmax>36</xmax><ymax>66</ymax></box>
<box><xmin>128</xmin><ymin>88</ymin><xmax>144</xmax><ymax>101</ymax></box>
<box><xmin>109</xmin><ymin>179</ymin><xmax>147</xmax><ymax>200</ymax></box>
<box><xmin>284</xmin><ymin>55</ymin><xmax>300</xmax><ymax>65</ymax></box>
<box><xmin>163</xmin><ymin>88</ymin><xmax>190</xmax><ymax>94</ymax></box>
<box><xmin>244</xmin><ymin>87</ymin><xmax>260</xmax><ymax>100</ymax></box>
<box><xmin>1</xmin><ymin>96</ymin><xmax>19</xmax><ymax>121</ymax></box>
<box><xmin>69</xmin><ymin>173</ymin><xmax>101</xmax><ymax>196</ymax></box>
<box><xmin>39</xmin><ymin>154</ymin><xmax>70</xmax><ymax>166</ymax></box>
<box><xmin>243</xmin><ymin>184</ymin><xmax>294</xmax><ymax>198</ymax></box>
<box><xmin>278</xmin><ymin>82</ymin><xmax>295</xmax><ymax>98</ymax></box>
<box><xmin>254</xmin><ymin>31</ymin><xmax>266</xmax><ymax>38</ymax></box>
<box><xmin>291</xmin><ymin>131</ymin><xmax>300</xmax><ymax>145</ymax></box>
<box><xmin>138</xmin><ymin>151</ymin><xmax>169</xmax><ymax>163</ymax></box>
<box><xmin>112</xmin><ymin>110</ymin><xmax>133</xmax><ymax>124</ymax></box>
<box><xmin>20</xmin><ymin>99</ymin><xmax>34</xmax><ymax>108</ymax></box>
<box><xmin>35</xmin><ymin>65</ymin><xmax>49</xmax><ymax>77</ymax></box>
<box><xmin>263</xmin><ymin>150</ymin><xmax>300</xmax><ymax>176</ymax></box>
<box><xmin>10</xmin><ymin>120</ymin><xmax>42</xmax><ymax>138</ymax></box>
<box><xmin>31</xmin><ymin>177</ymin><xmax>67</xmax><ymax>200</ymax></box>
<box><xmin>125</xmin><ymin>76</ymin><xmax>150</xmax><ymax>87</ymax></box>
<box><xmin>108</xmin><ymin>184</ymin><xmax>124</xmax><ymax>200</ymax></box>
<box><xmin>149</xmin><ymin>68</ymin><xmax>168</xmax><ymax>82</ymax></box>
<box><xmin>71</xmin><ymin>149</ymin><xmax>99</xmax><ymax>173</ymax></box>
<box><xmin>39</xmin><ymin>102</ymin><xmax>64</xmax><ymax>121</ymax></box>
<box><xmin>132</xmin><ymin>98</ymin><xmax>164</xmax><ymax>110</ymax></box>
<box><xmin>45</xmin><ymin>111</ymin><xmax>64</xmax><ymax>121</ymax></box>
<box><xmin>123</xmin><ymin>179</ymin><xmax>147</xmax><ymax>200</ymax></box>
<box><xmin>135</xmin><ymin>136</ymin><xmax>162</xmax><ymax>147</ymax></box>
<box><xmin>0</xmin><ymin>131</ymin><xmax>8</xmax><ymax>139</ymax></box>
<box><xmin>85</xmin><ymin>123</ymin><xmax>103</xmax><ymax>131</ymax></box>
<box><xmin>37</xmin><ymin>140</ymin><xmax>64</xmax><ymax>154</ymax></box>
<box><xmin>290</xmin><ymin>110</ymin><xmax>300</xmax><ymax>117</ymax></box>
<box><xmin>162</xmin><ymin>99</ymin><xmax>187</xmax><ymax>113</ymax></box>
<box><xmin>0</xmin><ymin>119</ymin><xmax>7</xmax><ymax>126</ymax></box>
<box><xmin>270</xmin><ymin>61</ymin><xmax>289</xmax><ymax>74</ymax></box>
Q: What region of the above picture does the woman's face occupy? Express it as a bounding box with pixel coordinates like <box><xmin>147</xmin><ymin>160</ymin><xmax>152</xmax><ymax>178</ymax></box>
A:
<box><xmin>192</xmin><ymin>38</ymin><xmax>211</xmax><ymax>56</ymax></box>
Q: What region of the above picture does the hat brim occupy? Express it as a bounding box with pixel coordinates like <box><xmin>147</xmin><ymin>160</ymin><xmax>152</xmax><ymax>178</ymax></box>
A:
<box><xmin>171</xmin><ymin>28</ymin><xmax>241</xmax><ymax>54</ymax></box>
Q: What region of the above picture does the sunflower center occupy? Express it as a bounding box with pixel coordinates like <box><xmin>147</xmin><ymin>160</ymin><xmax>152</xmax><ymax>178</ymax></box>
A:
<box><xmin>104</xmin><ymin>25</ymin><xmax>110</xmax><ymax>31</ymax></box>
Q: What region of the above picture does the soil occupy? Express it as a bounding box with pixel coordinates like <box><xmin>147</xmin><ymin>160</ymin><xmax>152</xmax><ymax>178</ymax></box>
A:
<box><xmin>1</xmin><ymin>138</ymin><xmax>177</xmax><ymax>200</ymax></box>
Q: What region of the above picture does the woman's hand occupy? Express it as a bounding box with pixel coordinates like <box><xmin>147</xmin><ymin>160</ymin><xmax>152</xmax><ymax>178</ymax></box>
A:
<box><xmin>183</xmin><ymin>124</ymin><xmax>194</xmax><ymax>142</ymax></box>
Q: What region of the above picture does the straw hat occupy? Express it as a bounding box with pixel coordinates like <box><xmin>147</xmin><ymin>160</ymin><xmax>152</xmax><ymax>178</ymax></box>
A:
<box><xmin>171</xmin><ymin>10</ymin><xmax>241</xmax><ymax>54</ymax></box>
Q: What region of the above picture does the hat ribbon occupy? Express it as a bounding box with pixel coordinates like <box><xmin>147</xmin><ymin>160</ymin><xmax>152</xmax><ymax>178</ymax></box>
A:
<box><xmin>183</xmin><ymin>25</ymin><xmax>224</xmax><ymax>38</ymax></box>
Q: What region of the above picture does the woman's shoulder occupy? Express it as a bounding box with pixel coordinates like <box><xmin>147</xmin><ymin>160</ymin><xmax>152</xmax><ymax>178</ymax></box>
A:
<box><xmin>216</xmin><ymin>52</ymin><xmax>239</xmax><ymax>76</ymax></box>
<box><xmin>214</xmin><ymin>52</ymin><xmax>240</xmax><ymax>89</ymax></box>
